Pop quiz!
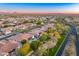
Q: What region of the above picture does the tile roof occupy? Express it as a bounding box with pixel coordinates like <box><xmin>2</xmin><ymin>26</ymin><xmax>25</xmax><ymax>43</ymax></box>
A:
<box><xmin>8</xmin><ymin>33</ymin><xmax>32</xmax><ymax>42</ymax></box>
<box><xmin>0</xmin><ymin>40</ymin><xmax>18</xmax><ymax>53</ymax></box>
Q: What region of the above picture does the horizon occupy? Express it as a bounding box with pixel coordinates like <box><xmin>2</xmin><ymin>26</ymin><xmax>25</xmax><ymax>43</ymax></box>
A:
<box><xmin>0</xmin><ymin>11</ymin><xmax>79</xmax><ymax>15</ymax></box>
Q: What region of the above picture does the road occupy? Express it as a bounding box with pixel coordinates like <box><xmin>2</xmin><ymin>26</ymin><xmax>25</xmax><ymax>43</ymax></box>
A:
<box><xmin>55</xmin><ymin>25</ymin><xmax>79</xmax><ymax>56</ymax></box>
<box><xmin>0</xmin><ymin>32</ymin><xmax>18</xmax><ymax>40</ymax></box>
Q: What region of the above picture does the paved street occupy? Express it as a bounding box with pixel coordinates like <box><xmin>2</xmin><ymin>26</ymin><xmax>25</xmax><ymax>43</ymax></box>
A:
<box><xmin>55</xmin><ymin>25</ymin><xmax>79</xmax><ymax>56</ymax></box>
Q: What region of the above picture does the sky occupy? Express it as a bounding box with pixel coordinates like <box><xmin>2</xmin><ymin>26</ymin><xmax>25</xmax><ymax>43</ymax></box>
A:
<box><xmin>0</xmin><ymin>3</ymin><xmax>79</xmax><ymax>13</ymax></box>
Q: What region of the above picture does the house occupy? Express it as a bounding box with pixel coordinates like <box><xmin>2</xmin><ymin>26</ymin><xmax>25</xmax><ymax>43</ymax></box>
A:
<box><xmin>15</xmin><ymin>23</ymin><xmax>34</xmax><ymax>30</ymax></box>
<box><xmin>8</xmin><ymin>33</ymin><xmax>32</xmax><ymax>42</ymax></box>
<box><xmin>15</xmin><ymin>24</ymin><xmax>26</xmax><ymax>29</ymax></box>
<box><xmin>0</xmin><ymin>40</ymin><xmax>18</xmax><ymax>56</ymax></box>
<box><xmin>28</xmin><ymin>28</ymin><xmax>42</xmax><ymax>36</ymax></box>
<box><xmin>2</xmin><ymin>27</ymin><xmax>13</xmax><ymax>34</ymax></box>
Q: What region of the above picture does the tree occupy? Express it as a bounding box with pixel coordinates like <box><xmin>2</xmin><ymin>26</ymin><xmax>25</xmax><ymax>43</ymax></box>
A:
<box><xmin>47</xmin><ymin>27</ymin><xmax>53</xmax><ymax>33</ymax></box>
<box><xmin>52</xmin><ymin>31</ymin><xmax>61</xmax><ymax>39</ymax></box>
<box><xmin>22</xmin><ymin>20</ymin><xmax>28</xmax><ymax>24</ymax></box>
<box><xmin>30</xmin><ymin>40</ymin><xmax>41</xmax><ymax>51</ymax></box>
<box><xmin>21</xmin><ymin>39</ymin><xmax>27</xmax><ymax>45</ymax></box>
<box><xmin>36</xmin><ymin>20</ymin><xmax>43</xmax><ymax>26</ymax></box>
<box><xmin>54</xmin><ymin>22</ymin><xmax>65</xmax><ymax>34</ymax></box>
<box><xmin>34</xmin><ymin>45</ymin><xmax>47</xmax><ymax>56</ymax></box>
<box><xmin>16</xmin><ymin>43</ymin><xmax>30</xmax><ymax>56</ymax></box>
<box><xmin>39</xmin><ymin>32</ymin><xmax>49</xmax><ymax>42</ymax></box>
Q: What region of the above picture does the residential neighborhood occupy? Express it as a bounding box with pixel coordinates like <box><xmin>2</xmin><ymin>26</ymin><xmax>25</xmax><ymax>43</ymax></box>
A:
<box><xmin>0</xmin><ymin>13</ymin><xmax>79</xmax><ymax>56</ymax></box>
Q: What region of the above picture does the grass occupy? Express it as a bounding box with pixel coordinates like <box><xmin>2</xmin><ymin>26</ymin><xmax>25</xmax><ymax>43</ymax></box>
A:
<box><xmin>77</xmin><ymin>33</ymin><xmax>79</xmax><ymax>39</ymax></box>
<box><xmin>14</xmin><ymin>29</ymin><xmax>28</xmax><ymax>33</ymax></box>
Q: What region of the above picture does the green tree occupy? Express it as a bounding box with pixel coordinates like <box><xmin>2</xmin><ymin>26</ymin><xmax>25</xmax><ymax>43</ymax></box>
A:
<box><xmin>54</xmin><ymin>22</ymin><xmax>65</xmax><ymax>34</ymax></box>
<box><xmin>36</xmin><ymin>20</ymin><xmax>43</xmax><ymax>26</ymax></box>
<box><xmin>21</xmin><ymin>39</ymin><xmax>27</xmax><ymax>45</ymax></box>
<box><xmin>47</xmin><ymin>27</ymin><xmax>53</xmax><ymax>33</ymax></box>
<box><xmin>30</xmin><ymin>40</ymin><xmax>41</xmax><ymax>51</ymax></box>
<box><xmin>39</xmin><ymin>32</ymin><xmax>49</xmax><ymax>42</ymax></box>
<box><xmin>22</xmin><ymin>20</ymin><xmax>28</xmax><ymax>24</ymax></box>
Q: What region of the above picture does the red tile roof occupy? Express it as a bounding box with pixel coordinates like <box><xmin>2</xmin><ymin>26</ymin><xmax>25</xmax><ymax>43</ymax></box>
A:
<box><xmin>0</xmin><ymin>41</ymin><xmax>18</xmax><ymax>53</ymax></box>
<box><xmin>8</xmin><ymin>33</ymin><xmax>32</xmax><ymax>42</ymax></box>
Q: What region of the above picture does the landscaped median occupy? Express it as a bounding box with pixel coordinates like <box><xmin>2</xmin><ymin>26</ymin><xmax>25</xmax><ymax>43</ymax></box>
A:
<box><xmin>46</xmin><ymin>35</ymin><xmax>65</xmax><ymax>56</ymax></box>
<box><xmin>46</xmin><ymin>25</ymin><xmax>70</xmax><ymax>56</ymax></box>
